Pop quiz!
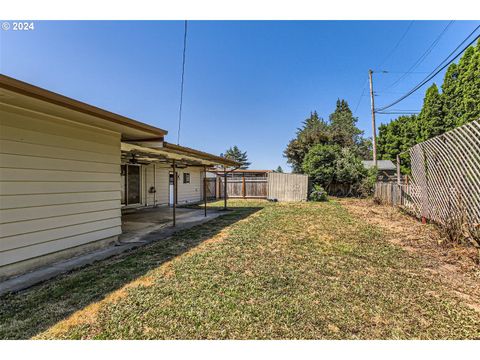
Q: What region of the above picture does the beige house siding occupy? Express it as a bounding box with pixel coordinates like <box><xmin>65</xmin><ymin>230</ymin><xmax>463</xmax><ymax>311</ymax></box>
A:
<box><xmin>176</xmin><ymin>167</ymin><xmax>203</xmax><ymax>204</ymax></box>
<box><xmin>143</xmin><ymin>164</ymin><xmax>170</xmax><ymax>206</ymax></box>
<box><xmin>0</xmin><ymin>105</ymin><xmax>122</xmax><ymax>270</ymax></box>
<box><xmin>121</xmin><ymin>165</ymin><xmax>205</xmax><ymax>207</ymax></box>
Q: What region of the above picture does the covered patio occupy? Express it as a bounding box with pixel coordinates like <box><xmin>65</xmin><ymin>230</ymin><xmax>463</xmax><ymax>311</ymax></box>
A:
<box><xmin>120</xmin><ymin>206</ymin><xmax>224</xmax><ymax>244</ymax></box>
<box><xmin>121</xmin><ymin>141</ymin><xmax>240</xmax><ymax>227</ymax></box>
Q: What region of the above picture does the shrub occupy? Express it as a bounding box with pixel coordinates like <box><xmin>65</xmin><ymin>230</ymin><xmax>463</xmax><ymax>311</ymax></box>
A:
<box><xmin>303</xmin><ymin>144</ymin><xmax>374</xmax><ymax>197</ymax></box>
<box><xmin>302</xmin><ymin>144</ymin><xmax>340</xmax><ymax>188</ymax></box>
<box><xmin>357</xmin><ymin>166</ymin><xmax>378</xmax><ymax>198</ymax></box>
<box><xmin>309</xmin><ymin>184</ymin><xmax>328</xmax><ymax>202</ymax></box>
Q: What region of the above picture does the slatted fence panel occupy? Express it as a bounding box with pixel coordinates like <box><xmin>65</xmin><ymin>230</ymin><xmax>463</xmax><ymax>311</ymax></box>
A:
<box><xmin>267</xmin><ymin>173</ymin><xmax>308</xmax><ymax>202</ymax></box>
<box><xmin>205</xmin><ymin>178</ymin><xmax>216</xmax><ymax>199</ymax></box>
<box><xmin>376</xmin><ymin>120</ymin><xmax>480</xmax><ymax>233</ymax></box>
<box><xmin>217</xmin><ymin>177</ymin><xmax>268</xmax><ymax>198</ymax></box>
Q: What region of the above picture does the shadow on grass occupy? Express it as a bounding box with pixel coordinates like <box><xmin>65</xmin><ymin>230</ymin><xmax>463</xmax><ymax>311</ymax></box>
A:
<box><xmin>0</xmin><ymin>205</ymin><xmax>263</xmax><ymax>339</ymax></box>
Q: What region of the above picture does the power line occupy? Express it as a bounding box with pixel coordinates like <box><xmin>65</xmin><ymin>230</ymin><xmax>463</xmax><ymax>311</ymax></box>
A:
<box><xmin>377</xmin><ymin>21</ymin><xmax>414</xmax><ymax>69</ymax></box>
<box><xmin>382</xmin><ymin>21</ymin><xmax>454</xmax><ymax>91</ymax></box>
<box><xmin>353</xmin><ymin>81</ymin><xmax>367</xmax><ymax>113</ymax></box>
<box><xmin>376</xmin><ymin>110</ymin><xmax>420</xmax><ymax>115</ymax></box>
<box><xmin>375</xmin><ymin>26</ymin><xmax>480</xmax><ymax>113</ymax></box>
<box><xmin>176</xmin><ymin>20</ymin><xmax>188</xmax><ymax>145</ymax></box>
<box><xmin>354</xmin><ymin>22</ymin><xmax>414</xmax><ymax>115</ymax></box>
<box><xmin>374</xmin><ymin>71</ymin><xmax>430</xmax><ymax>74</ymax></box>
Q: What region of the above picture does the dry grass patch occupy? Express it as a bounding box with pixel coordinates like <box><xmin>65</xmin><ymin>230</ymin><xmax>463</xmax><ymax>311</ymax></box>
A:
<box><xmin>1</xmin><ymin>199</ymin><xmax>480</xmax><ymax>339</ymax></box>
<box><xmin>339</xmin><ymin>197</ymin><xmax>480</xmax><ymax>314</ymax></box>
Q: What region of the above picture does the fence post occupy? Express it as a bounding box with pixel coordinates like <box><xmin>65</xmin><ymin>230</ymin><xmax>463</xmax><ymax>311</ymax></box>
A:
<box><xmin>396</xmin><ymin>154</ymin><xmax>401</xmax><ymax>185</ymax></box>
<box><xmin>242</xmin><ymin>174</ymin><xmax>246</xmax><ymax>198</ymax></box>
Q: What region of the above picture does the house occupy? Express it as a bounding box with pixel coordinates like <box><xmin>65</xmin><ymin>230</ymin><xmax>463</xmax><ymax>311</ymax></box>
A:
<box><xmin>0</xmin><ymin>75</ymin><xmax>238</xmax><ymax>280</ymax></box>
<box><xmin>362</xmin><ymin>160</ymin><xmax>397</xmax><ymax>182</ymax></box>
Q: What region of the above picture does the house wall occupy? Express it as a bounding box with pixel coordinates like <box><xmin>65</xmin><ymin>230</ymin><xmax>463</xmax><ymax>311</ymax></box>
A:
<box><xmin>0</xmin><ymin>105</ymin><xmax>122</xmax><ymax>279</ymax></box>
<box><xmin>143</xmin><ymin>163</ymin><xmax>170</xmax><ymax>206</ymax></box>
<box><xmin>121</xmin><ymin>164</ymin><xmax>205</xmax><ymax>207</ymax></box>
<box><xmin>176</xmin><ymin>167</ymin><xmax>204</xmax><ymax>204</ymax></box>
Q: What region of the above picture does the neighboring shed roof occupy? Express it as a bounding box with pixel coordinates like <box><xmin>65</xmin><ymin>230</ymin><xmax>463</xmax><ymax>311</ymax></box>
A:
<box><xmin>362</xmin><ymin>160</ymin><xmax>396</xmax><ymax>171</ymax></box>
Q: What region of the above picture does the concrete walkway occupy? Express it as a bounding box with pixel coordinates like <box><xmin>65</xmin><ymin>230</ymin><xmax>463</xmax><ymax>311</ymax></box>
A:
<box><xmin>0</xmin><ymin>207</ymin><xmax>224</xmax><ymax>296</ymax></box>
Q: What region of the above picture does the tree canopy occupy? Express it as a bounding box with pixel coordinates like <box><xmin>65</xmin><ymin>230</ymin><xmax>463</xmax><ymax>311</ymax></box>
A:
<box><xmin>222</xmin><ymin>145</ymin><xmax>251</xmax><ymax>169</ymax></box>
<box><xmin>284</xmin><ymin>100</ymin><xmax>372</xmax><ymax>173</ymax></box>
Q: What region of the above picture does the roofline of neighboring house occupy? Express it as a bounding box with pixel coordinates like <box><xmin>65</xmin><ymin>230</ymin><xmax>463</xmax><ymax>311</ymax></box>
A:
<box><xmin>0</xmin><ymin>74</ymin><xmax>168</xmax><ymax>137</ymax></box>
<box><xmin>362</xmin><ymin>160</ymin><xmax>396</xmax><ymax>171</ymax></box>
<box><xmin>162</xmin><ymin>142</ymin><xmax>240</xmax><ymax>167</ymax></box>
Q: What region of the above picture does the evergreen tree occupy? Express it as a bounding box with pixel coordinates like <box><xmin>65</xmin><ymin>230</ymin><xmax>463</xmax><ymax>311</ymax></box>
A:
<box><xmin>441</xmin><ymin>62</ymin><xmax>460</xmax><ymax>130</ymax></box>
<box><xmin>456</xmin><ymin>41</ymin><xmax>480</xmax><ymax>126</ymax></box>
<box><xmin>284</xmin><ymin>111</ymin><xmax>330</xmax><ymax>173</ymax></box>
<box><xmin>284</xmin><ymin>102</ymin><xmax>372</xmax><ymax>173</ymax></box>
<box><xmin>417</xmin><ymin>83</ymin><xmax>445</xmax><ymax>141</ymax></box>
<box><xmin>222</xmin><ymin>146</ymin><xmax>251</xmax><ymax>169</ymax></box>
<box><xmin>377</xmin><ymin>115</ymin><xmax>417</xmax><ymax>174</ymax></box>
<box><xmin>274</xmin><ymin>166</ymin><xmax>284</xmax><ymax>173</ymax></box>
<box><xmin>329</xmin><ymin>99</ymin><xmax>363</xmax><ymax>149</ymax></box>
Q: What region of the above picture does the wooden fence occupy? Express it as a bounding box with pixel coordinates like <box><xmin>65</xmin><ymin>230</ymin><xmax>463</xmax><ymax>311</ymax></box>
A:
<box><xmin>218</xmin><ymin>177</ymin><xmax>268</xmax><ymax>198</ymax></box>
<box><xmin>267</xmin><ymin>173</ymin><xmax>309</xmax><ymax>202</ymax></box>
<box><xmin>205</xmin><ymin>178</ymin><xmax>216</xmax><ymax>199</ymax></box>
<box><xmin>210</xmin><ymin>173</ymin><xmax>309</xmax><ymax>201</ymax></box>
<box><xmin>375</xmin><ymin>120</ymin><xmax>480</xmax><ymax>234</ymax></box>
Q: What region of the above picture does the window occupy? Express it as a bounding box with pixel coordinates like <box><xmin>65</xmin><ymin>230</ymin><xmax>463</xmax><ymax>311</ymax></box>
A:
<box><xmin>183</xmin><ymin>173</ymin><xmax>190</xmax><ymax>184</ymax></box>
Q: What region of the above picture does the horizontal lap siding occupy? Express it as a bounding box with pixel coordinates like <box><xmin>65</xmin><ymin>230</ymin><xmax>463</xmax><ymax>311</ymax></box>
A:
<box><xmin>140</xmin><ymin>165</ymin><xmax>202</xmax><ymax>206</ymax></box>
<box><xmin>177</xmin><ymin>168</ymin><xmax>202</xmax><ymax>204</ymax></box>
<box><xmin>143</xmin><ymin>164</ymin><xmax>169</xmax><ymax>206</ymax></box>
<box><xmin>0</xmin><ymin>108</ymin><xmax>122</xmax><ymax>267</ymax></box>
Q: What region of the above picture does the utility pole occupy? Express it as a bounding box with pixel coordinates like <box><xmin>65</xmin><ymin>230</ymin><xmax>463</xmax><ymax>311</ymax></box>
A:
<box><xmin>368</xmin><ymin>69</ymin><xmax>378</xmax><ymax>167</ymax></box>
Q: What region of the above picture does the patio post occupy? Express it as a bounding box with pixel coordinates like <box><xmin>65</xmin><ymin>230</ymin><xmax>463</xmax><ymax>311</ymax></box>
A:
<box><xmin>223</xmin><ymin>165</ymin><xmax>227</xmax><ymax>210</ymax></box>
<box><xmin>204</xmin><ymin>165</ymin><xmax>207</xmax><ymax>217</ymax></box>
<box><xmin>172</xmin><ymin>160</ymin><xmax>177</xmax><ymax>227</ymax></box>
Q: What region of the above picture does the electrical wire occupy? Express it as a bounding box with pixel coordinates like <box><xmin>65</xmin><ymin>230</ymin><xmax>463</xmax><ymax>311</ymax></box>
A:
<box><xmin>354</xmin><ymin>22</ymin><xmax>414</xmax><ymax>114</ymax></box>
<box><xmin>382</xmin><ymin>21</ymin><xmax>454</xmax><ymax>91</ymax></box>
<box><xmin>375</xmin><ymin>26</ymin><xmax>480</xmax><ymax>113</ymax></box>
<box><xmin>353</xmin><ymin>81</ymin><xmax>367</xmax><ymax>113</ymax></box>
<box><xmin>177</xmin><ymin>20</ymin><xmax>188</xmax><ymax>145</ymax></box>
<box><xmin>376</xmin><ymin>111</ymin><xmax>420</xmax><ymax>115</ymax></box>
<box><xmin>376</xmin><ymin>21</ymin><xmax>414</xmax><ymax>69</ymax></box>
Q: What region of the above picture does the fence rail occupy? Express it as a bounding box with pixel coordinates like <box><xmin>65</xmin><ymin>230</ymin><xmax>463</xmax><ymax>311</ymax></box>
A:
<box><xmin>210</xmin><ymin>173</ymin><xmax>309</xmax><ymax>201</ymax></box>
<box><xmin>219</xmin><ymin>177</ymin><xmax>268</xmax><ymax>198</ymax></box>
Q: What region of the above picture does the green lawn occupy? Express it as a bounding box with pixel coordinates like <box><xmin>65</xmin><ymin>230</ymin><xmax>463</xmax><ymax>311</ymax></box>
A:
<box><xmin>1</xmin><ymin>200</ymin><xmax>479</xmax><ymax>339</ymax></box>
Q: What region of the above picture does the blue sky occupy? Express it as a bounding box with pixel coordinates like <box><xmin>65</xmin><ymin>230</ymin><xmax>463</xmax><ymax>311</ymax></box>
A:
<box><xmin>1</xmin><ymin>20</ymin><xmax>478</xmax><ymax>170</ymax></box>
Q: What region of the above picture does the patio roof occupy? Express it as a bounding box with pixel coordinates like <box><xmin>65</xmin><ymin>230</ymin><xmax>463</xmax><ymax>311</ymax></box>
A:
<box><xmin>121</xmin><ymin>142</ymin><xmax>240</xmax><ymax>168</ymax></box>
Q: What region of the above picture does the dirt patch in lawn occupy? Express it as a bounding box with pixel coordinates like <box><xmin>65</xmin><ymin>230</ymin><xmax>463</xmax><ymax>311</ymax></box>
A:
<box><xmin>338</xmin><ymin>198</ymin><xmax>480</xmax><ymax>313</ymax></box>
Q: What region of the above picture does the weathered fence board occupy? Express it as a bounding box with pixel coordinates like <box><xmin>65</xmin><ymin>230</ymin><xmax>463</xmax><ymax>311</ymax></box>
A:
<box><xmin>205</xmin><ymin>178</ymin><xmax>216</xmax><ymax>199</ymax></box>
<box><xmin>217</xmin><ymin>177</ymin><xmax>268</xmax><ymax>198</ymax></box>
<box><xmin>215</xmin><ymin>173</ymin><xmax>308</xmax><ymax>201</ymax></box>
<box><xmin>267</xmin><ymin>173</ymin><xmax>308</xmax><ymax>202</ymax></box>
